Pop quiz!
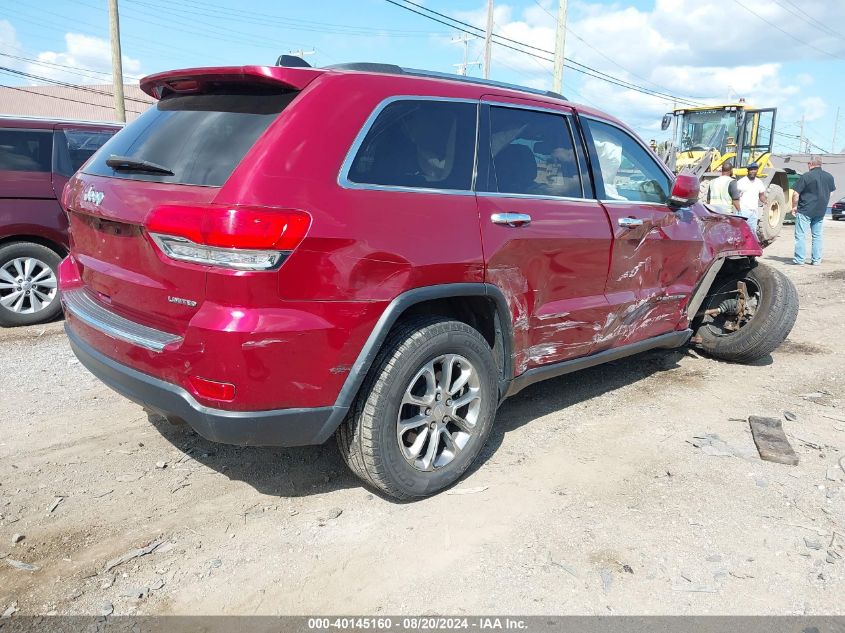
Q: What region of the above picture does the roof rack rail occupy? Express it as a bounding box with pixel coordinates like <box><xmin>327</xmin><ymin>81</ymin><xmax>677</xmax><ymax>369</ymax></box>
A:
<box><xmin>323</xmin><ymin>63</ymin><xmax>567</xmax><ymax>101</ymax></box>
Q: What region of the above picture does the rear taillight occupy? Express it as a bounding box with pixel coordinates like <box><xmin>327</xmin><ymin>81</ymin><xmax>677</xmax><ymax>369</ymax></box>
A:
<box><xmin>146</xmin><ymin>204</ymin><xmax>310</xmax><ymax>271</ymax></box>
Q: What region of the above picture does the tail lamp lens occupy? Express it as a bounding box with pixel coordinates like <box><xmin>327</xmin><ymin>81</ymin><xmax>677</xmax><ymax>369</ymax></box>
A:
<box><xmin>146</xmin><ymin>204</ymin><xmax>310</xmax><ymax>271</ymax></box>
<box><xmin>150</xmin><ymin>235</ymin><xmax>284</xmax><ymax>270</ymax></box>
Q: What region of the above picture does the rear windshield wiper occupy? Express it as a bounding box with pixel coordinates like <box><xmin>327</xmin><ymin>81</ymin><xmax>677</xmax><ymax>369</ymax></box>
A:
<box><xmin>106</xmin><ymin>155</ymin><xmax>174</xmax><ymax>176</ymax></box>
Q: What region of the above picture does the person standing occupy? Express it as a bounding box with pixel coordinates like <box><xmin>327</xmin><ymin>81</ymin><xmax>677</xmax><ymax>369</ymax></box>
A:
<box><xmin>736</xmin><ymin>162</ymin><xmax>767</xmax><ymax>236</ymax></box>
<box><xmin>792</xmin><ymin>155</ymin><xmax>836</xmax><ymax>265</ymax></box>
<box><xmin>706</xmin><ymin>162</ymin><xmax>741</xmax><ymax>213</ymax></box>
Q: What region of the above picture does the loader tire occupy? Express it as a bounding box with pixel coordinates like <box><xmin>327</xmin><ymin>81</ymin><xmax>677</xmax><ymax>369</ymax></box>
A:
<box><xmin>759</xmin><ymin>184</ymin><xmax>786</xmax><ymax>242</ymax></box>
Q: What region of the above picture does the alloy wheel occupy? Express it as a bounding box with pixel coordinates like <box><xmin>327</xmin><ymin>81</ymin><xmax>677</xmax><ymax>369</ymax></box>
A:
<box><xmin>396</xmin><ymin>353</ymin><xmax>482</xmax><ymax>472</ymax></box>
<box><xmin>0</xmin><ymin>257</ymin><xmax>58</xmax><ymax>314</ymax></box>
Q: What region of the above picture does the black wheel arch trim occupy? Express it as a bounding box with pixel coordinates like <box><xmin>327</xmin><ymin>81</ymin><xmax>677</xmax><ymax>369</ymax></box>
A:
<box><xmin>328</xmin><ymin>283</ymin><xmax>514</xmax><ymax>433</ymax></box>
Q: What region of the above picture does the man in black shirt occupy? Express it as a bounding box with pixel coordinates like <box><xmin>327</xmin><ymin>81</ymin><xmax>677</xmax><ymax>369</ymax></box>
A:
<box><xmin>792</xmin><ymin>155</ymin><xmax>836</xmax><ymax>265</ymax></box>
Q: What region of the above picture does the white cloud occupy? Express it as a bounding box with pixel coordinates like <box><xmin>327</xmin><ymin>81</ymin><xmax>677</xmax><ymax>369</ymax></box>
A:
<box><xmin>0</xmin><ymin>19</ymin><xmax>24</xmax><ymax>64</ymax></box>
<box><xmin>447</xmin><ymin>1</ymin><xmax>837</xmax><ymax>139</ymax></box>
<box><xmin>29</xmin><ymin>32</ymin><xmax>141</xmax><ymax>84</ymax></box>
<box><xmin>800</xmin><ymin>96</ymin><xmax>827</xmax><ymax>122</ymax></box>
<box><xmin>796</xmin><ymin>73</ymin><xmax>814</xmax><ymax>87</ymax></box>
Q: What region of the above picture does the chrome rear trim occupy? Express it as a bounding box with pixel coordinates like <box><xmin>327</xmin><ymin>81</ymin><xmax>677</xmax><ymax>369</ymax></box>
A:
<box><xmin>63</xmin><ymin>288</ymin><xmax>182</xmax><ymax>352</ymax></box>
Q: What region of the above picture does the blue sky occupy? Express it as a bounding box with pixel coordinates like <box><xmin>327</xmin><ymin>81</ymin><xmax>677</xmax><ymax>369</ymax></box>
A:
<box><xmin>1</xmin><ymin>0</ymin><xmax>843</xmax><ymax>152</ymax></box>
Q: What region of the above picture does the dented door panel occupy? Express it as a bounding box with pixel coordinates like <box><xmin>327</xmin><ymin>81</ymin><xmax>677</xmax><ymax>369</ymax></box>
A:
<box><xmin>480</xmin><ymin>196</ymin><xmax>613</xmax><ymax>374</ymax></box>
<box><xmin>596</xmin><ymin>202</ymin><xmax>708</xmax><ymax>349</ymax></box>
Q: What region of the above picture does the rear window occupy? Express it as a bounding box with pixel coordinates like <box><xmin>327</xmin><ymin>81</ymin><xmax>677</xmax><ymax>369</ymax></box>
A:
<box><xmin>0</xmin><ymin>129</ymin><xmax>52</xmax><ymax>173</ymax></box>
<box><xmin>85</xmin><ymin>88</ymin><xmax>297</xmax><ymax>186</ymax></box>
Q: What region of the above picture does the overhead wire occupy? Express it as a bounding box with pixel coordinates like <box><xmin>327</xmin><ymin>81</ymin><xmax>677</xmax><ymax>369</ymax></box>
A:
<box><xmin>128</xmin><ymin>0</ymin><xmax>442</xmax><ymax>38</ymax></box>
<box><xmin>384</xmin><ymin>0</ymin><xmax>706</xmax><ymax>107</ymax></box>
<box><xmin>775</xmin><ymin>0</ymin><xmax>845</xmax><ymax>41</ymax></box>
<box><xmin>0</xmin><ymin>83</ymin><xmax>145</xmax><ymax>115</ymax></box>
<box><xmin>0</xmin><ymin>66</ymin><xmax>154</xmax><ymax>105</ymax></box>
<box><xmin>529</xmin><ymin>0</ymin><xmax>693</xmax><ymax>100</ymax></box>
<box><xmin>728</xmin><ymin>0</ymin><xmax>842</xmax><ymax>59</ymax></box>
<box><xmin>0</xmin><ymin>50</ymin><xmax>144</xmax><ymax>84</ymax></box>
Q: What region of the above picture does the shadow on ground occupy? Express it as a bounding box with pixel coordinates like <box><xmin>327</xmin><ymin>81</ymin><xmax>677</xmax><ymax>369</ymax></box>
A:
<box><xmin>763</xmin><ymin>255</ymin><xmax>798</xmax><ymax>265</ymax></box>
<box><xmin>149</xmin><ymin>347</ymin><xmax>692</xmax><ymax>501</ymax></box>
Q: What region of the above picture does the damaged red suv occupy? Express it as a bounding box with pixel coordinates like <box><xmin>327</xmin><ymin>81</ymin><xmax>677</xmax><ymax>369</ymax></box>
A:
<box><xmin>60</xmin><ymin>62</ymin><xmax>798</xmax><ymax>499</ymax></box>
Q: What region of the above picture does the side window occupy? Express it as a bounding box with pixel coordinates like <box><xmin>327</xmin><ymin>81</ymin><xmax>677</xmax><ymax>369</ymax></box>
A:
<box><xmin>486</xmin><ymin>106</ymin><xmax>583</xmax><ymax>198</ymax></box>
<box><xmin>347</xmin><ymin>100</ymin><xmax>477</xmax><ymax>191</ymax></box>
<box><xmin>0</xmin><ymin>129</ymin><xmax>52</xmax><ymax>172</ymax></box>
<box><xmin>584</xmin><ymin>119</ymin><xmax>671</xmax><ymax>204</ymax></box>
<box><xmin>62</xmin><ymin>130</ymin><xmax>116</xmax><ymax>173</ymax></box>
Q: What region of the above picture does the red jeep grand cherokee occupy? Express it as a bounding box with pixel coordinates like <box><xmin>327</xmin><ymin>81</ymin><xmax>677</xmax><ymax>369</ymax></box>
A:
<box><xmin>60</xmin><ymin>62</ymin><xmax>798</xmax><ymax>499</ymax></box>
<box><xmin>0</xmin><ymin>117</ymin><xmax>119</xmax><ymax>326</ymax></box>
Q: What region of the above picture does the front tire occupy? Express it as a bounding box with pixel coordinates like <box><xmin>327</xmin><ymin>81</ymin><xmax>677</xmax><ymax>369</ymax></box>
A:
<box><xmin>337</xmin><ymin>317</ymin><xmax>498</xmax><ymax>500</ymax></box>
<box><xmin>695</xmin><ymin>262</ymin><xmax>798</xmax><ymax>363</ymax></box>
<box><xmin>0</xmin><ymin>242</ymin><xmax>63</xmax><ymax>327</ymax></box>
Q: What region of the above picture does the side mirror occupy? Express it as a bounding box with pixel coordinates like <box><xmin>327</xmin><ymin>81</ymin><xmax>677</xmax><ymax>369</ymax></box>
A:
<box><xmin>668</xmin><ymin>173</ymin><xmax>700</xmax><ymax>207</ymax></box>
<box><xmin>661</xmin><ymin>113</ymin><xmax>673</xmax><ymax>131</ymax></box>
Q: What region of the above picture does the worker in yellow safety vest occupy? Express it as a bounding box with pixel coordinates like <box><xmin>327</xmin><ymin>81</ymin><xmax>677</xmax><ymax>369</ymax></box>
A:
<box><xmin>706</xmin><ymin>162</ymin><xmax>741</xmax><ymax>214</ymax></box>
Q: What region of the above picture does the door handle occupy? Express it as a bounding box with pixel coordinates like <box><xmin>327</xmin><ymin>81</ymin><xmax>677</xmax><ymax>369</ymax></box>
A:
<box><xmin>618</xmin><ymin>217</ymin><xmax>644</xmax><ymax>228</ymax></box>
<box><xmin>491</xmin><ymin>212</ymin><xmax>532</xmax><ymax>227</ymax></box>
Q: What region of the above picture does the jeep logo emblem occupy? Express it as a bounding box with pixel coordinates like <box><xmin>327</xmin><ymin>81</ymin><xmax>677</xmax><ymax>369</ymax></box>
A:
<box><xmin>82</xmin><ymin>186</ymin><xmax>105</xmax><ymax>206</ymax></box>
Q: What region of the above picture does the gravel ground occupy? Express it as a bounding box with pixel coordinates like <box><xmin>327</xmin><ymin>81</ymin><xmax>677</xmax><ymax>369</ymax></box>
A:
<box><xmin>0</xmin><ymin>222</ymin><xmax>844</xmax><ymax>616</ymax></box>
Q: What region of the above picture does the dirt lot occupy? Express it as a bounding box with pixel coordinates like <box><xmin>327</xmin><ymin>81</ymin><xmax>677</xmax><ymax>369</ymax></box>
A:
<box><xmin>1</xmin><ymin>221</ymin><xmax>844</xmax><ymax>617</ymax></box>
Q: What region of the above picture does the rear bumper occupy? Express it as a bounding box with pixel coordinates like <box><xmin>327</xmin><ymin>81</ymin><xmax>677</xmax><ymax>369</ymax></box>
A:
<box><xmin>66</xmin><ymin>325</ymin><xmax>344</xmax><ymax>447</ymax></box>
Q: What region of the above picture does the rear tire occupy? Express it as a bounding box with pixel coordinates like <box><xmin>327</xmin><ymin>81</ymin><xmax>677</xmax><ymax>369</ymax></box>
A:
<box><xmin>336</xmin><ymin>317</ymin><xmax>498</xmax><ymax>500</ymax></box>
<box><xmin>759</xmin><ymin>184</ymin><xmax>786</xmax><ymax>242</ymax></box>
<box><xmin>0</xmin><ymin>242</ymin><xmax>63</xmax><ymax>328</ymax></box>
<box><xmin>695</xmin><ymin>262</ymin><xmax>798</xmax><ymax>363</ymax></box>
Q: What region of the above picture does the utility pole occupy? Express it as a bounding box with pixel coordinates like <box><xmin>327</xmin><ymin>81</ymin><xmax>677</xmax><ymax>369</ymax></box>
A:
<box><xmin>832</xmin><ymin>106</ymin><xmax>840</xmax><ymax>153</ymax></box>
<box><xmin>452</xmin><ymin>33</ymin><xmax>480</xmax><ymax>76</ymax></box>
<box><xmin>107</xmin><ymin>0</ymin><xmax>125</xmax><ymax>123</ymax></box>
<box><xmin>799</xmin><ymin>114</ymin><xmax>805</xmax><ymax>153</ymax></box>
<box><xmin>552</xmin><ymin>0</ymin><xmax>568</xmax><ymax>94</ymax></box>
<box><xmin>483</xmin><ymin>0</ymin><xmax>493</xmax><ymax>79</ymax></box>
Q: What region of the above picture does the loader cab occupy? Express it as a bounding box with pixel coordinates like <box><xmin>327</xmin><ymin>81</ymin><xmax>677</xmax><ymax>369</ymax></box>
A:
<box><xmin>661</xmin><ymin>104</ymin><xmax>777</xmax><ymax>176</ymax></box>
<box><xmin>673</xmin><ymin>106</ymin><xmax>742</xmax><ymax>155</ymax></box>
<box><xmin>735</xmin><ymin>108</ymin><xmax>776</xmax><ymax>174</ymax></box>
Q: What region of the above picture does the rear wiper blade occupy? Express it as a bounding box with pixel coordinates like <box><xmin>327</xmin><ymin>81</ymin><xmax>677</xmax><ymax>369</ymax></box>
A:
<box><xmin>106</xmin><ymin>155</ymin><xmax>174</xmax><ymax>175</ymax></box>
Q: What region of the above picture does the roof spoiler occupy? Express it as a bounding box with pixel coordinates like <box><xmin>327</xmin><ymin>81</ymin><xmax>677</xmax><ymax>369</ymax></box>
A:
<box><xmin>140</xmin><ymin>65</ymin><xmax>321</xmax><ymax>99</ymax></box>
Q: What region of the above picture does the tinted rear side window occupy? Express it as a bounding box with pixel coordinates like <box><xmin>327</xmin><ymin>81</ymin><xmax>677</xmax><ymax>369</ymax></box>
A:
<box><xmin>58</xmin><ymin>129</ymin><xmax>117</xmax><ymax>175</ymax></box>
<box><xmin>347</xmin><ymin>100</ymin><xmax>477</xmax><ymax>191</ymax></box>
<box><xmin>0</xmin><ymin>129</ymin><xmax>52</xmax><ymax>172</ymax></box>
<box><xmin>85</xmin><ymin>89</ymin><xmax>297</xmax><ymax>186</ymax></box>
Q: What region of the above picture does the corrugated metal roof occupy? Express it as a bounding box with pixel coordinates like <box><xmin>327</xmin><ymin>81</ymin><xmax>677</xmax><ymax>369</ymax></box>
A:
<box><xmin>771</xmin><ymin>153</ymin><xmax>845</xmax><ymax>205</ymax></box>
<box><xmin>0</xmin><ymin>84</ymin><xmax>153</xmax><ymax>122</ymax></box>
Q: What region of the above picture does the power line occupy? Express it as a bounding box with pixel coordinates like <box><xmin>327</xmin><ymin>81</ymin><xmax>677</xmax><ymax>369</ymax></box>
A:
<box><xmin>0</xmin><ymin>51</ymin><xmax>143</xmax><ymax>84</ymax></box>
<box><xmin>776</xmin><ymin>0</ymin><xmax>845</xmax><ymax>41</ymax></box>
<box><xmin>530</xmin><ymin>0</ymin><xmax>692</xmax><ymax>100</ymax></box>
<box><xmin>2</xmin><ymin>5</ymin><xmax>209</xmax><ymax>66</ymax></box>
<box><xmin>384</xmin><ymin>0</ymin><xmax>706</xmax><ymax>107</ymax></box>
<box><xmin>0</xmin><ymin>83</ymin><xmax>145</xmax><ymax>115</ymax></box>
<box><xmin>729</xmin><ymin>0</ymin><xmax>842</xmax><ymax>59</ymax></box>
<box><xmin>0</xmin><ymin>66</ymin><xmax>153</xmax><ymax>105</ymax></box>
<box><xmin>129</xmin><ymin>0</ymin><xmax>442</xmax><ymax>38</ymax></box>
<box><xmin>390</xmin><ymin>0</ymin><xmax>709</xmax><ymax>103</ymax></box>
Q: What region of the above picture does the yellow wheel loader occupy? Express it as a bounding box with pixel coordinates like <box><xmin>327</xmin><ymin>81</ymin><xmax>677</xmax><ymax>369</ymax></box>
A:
<box><xmin>659</xmin><ymin>104</ymin><xmax>792</xmax><ymax>244</ymax></box>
